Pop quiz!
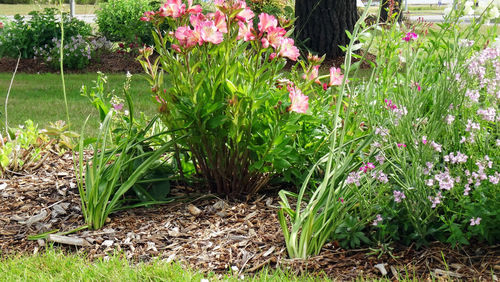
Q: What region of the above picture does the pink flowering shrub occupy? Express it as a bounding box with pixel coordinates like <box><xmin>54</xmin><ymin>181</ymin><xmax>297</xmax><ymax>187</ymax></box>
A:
<box><xmin>137</xmin><ymin>0</ymin><xmax>344</xmax><ymax>197</ymax></box>
<box><xmin>341</xmin><ymin>12</ymin><xmax>500</xmax><ymax>247</ymax></box>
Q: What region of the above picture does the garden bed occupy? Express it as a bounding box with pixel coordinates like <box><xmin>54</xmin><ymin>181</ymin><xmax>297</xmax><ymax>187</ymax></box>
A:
<box><xmin>0</xmin><ymin>52</ymin><xmax>144</xmax><ymax>74</ymax></box>
<box><xmin>0</xmin><ymin>152</ymin><xmax>498</xmax><ymax>280</ymax></box>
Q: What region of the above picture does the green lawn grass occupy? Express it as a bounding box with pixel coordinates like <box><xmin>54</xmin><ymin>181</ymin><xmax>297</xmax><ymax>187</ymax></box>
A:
<box><xmin>0</xmin><ymin>249</ymin><xmax>333</xmax><ymax>282</ymax></box>
<box><xmin>0</xmin><ymin>72</ymin><xmax>155</xmax><ymax>137</ymax></box>
<box><xmin>0</xmin><ymin>3</ymin><xmax>97</xmax><ymax>16</ymax></box>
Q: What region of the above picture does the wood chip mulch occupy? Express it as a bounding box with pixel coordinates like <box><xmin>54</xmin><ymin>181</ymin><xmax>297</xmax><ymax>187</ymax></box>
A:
<box><xmin>0</xmin><ymin>151</ymin><xmax>499</xmax><ymax>280</ymax></box>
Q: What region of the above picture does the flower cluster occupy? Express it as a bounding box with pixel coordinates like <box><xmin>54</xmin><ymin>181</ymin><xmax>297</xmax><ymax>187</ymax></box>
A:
<box><xmin>142</xmin><ymin>0</ymin><xmax>300</xmax><ymax>61</ymax></box>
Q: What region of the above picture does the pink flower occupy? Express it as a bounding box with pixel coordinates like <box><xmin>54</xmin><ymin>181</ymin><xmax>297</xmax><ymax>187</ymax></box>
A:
<box><xmin>171</xmin><ymin>44</ymin><xmax>181</xmax><ymax>52</ymax></box>
<box><xmin>266</xmin><ymin>26</ymin><xmax>286</xmax><ymax>49</ymax></box>
<box><xmin>397</xmin><ymin>143</ymin><xmax>406</xmax><ymax>148</ymax></box>
<box><xmin>210</xmin><ymin>10</ymin><xmax>228</xmax><ymax>33</ymax></box>
<box><xmin>112</xmin><ymin>103</ymin><xmax>124</xmax><ymax>111</ymax></box>
<box><xmin>278</xmin><ymin>38</ymin><xmax>300</xmax><ymax>61</ymax></box>
<box><xmin>186</xmin><ymin>0</ymin><xmax>202</xmax><ymax>14</ymax></box>
<box><xmin>0</xmin><ymin>22</ymin><xmax>3</xmax><ymax>29</ymax></box>
<box><xmin>236</xmin><ymin>8</ymin><xmax>255</xmax><ymax>23</ymax></box>
<box><xmin>261</xmin><ymin>38</ymin><xmax>269</xmax><ymax>48</ymax></box>
<box><xmin>287</xmin><ymin>85</ymin><xmax>309</xmax><ymax>113</ymax></box>
<box><xmin>175</xmin><ymin>26</ymin><xmax>201</xmax><ymax>48</ymax></box>
<box><xmin>402</xmin><ymin>32</ymin><xmax>418</xmax><ymax>42</ymax></box>
<box><xmin>189</xmin><ymin>13</ymin><xmax>206</xmax><ymax>27</ymax></box>
<box><xmin>140</xmin><ymin>11</ymin><xmax>156</xmax><ymax>22</ymax></box>
<box><xmin>198</xmin><ymin>20</ymin><xmax>224</xmax><ymax>45</ymax></box>
<box><xmin>237</xmin><ymin>20</ymin><xmax>255</xmax><ymax>41</ymax></box>
<box><xmin>372</xmin><ymin>214</ymin><xmax>383</xmax><ymax>226</ymax></box>
<box><xmin>414</xmin><ymin>82</ymin><xmax>421</xmax><ymax>91</ymax></box>
<box><xmin>393</xmin><ymin>190</ymin><xmax>406</xmax><ymax>203</ymax></box>
<box><xmin>303</xmin><ymin>65</ymin><xmax>320</xmax><ymax>83</ymax></box>
<box><xmin>328</xmin><ymin>67</ymin><xmax>344</xmax><ymax>86</ymax></box>
<box><xmin>258</xmin><ymin>13</ymin><xmax>278</xmax><ymax>33</ymax></box>
<box><xmin>470</xmin><ymin>217</ymin><xmax>481</xmax><ymax>226</ymax></box>
<box><xmin>159</xmin><ymin>0</ymin><xmax>186</xmax><ymax>18</ymax></box>
<box><xmin>422</xmin><ymin>136</ymin><xmax>427</xmax><ymax>145</ymax></box>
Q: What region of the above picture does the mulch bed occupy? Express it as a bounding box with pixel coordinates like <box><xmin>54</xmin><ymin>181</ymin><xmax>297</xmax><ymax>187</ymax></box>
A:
<box><xmin>0</xmin><ymin>52</ymin><xmax>144</xmax><ymax>74</ymax></box>
<box><xmin>0</xmin><ymin>151</ymin><xmax>499</xmax><ymax>280</ymax></box>
<box><xmin>0</xmin><ymin>51</ymin><xmax>376</xmax><ymax>74</ymax></box>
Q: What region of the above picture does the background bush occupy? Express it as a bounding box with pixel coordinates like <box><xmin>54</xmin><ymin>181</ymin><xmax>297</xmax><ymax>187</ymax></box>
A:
<box><xmin>0</xmin><ymin>8</ymin><xmax>92</xmax><ymax>58</ymax></box>
<box><xmin>96</xmin><ymin>0</ymin><xmax>162</xmax><ymax>45</ymax></box>
<box><xmin>0</xmin><ymin>0</ymin><xmax>105</xmax><ymax>4</ymax></box>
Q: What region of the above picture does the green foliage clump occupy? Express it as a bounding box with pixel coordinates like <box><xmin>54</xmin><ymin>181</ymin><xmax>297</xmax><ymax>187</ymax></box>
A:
<box><xmin>0</xmin><ymin>8</ymin><xmax>92</xmax><ymax>59</ymax></box>
<box><xmin>96</xmin><ymin>0</ymin><xmax>161</xmax><ymax>45</ymax></box>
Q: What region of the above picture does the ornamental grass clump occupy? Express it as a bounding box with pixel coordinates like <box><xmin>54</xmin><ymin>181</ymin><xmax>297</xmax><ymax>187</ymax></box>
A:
<box><xmin>138</xmin><ymin>0</ymin><xmax>328</xmax><ymax>197</ymax></box>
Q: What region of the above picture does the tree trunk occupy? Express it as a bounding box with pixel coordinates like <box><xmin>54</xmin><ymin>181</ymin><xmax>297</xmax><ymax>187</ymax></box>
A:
<box><xmin>294</xmin><ymin>0</ymin><xmax>358</xmax><ymax>59</ymax></box>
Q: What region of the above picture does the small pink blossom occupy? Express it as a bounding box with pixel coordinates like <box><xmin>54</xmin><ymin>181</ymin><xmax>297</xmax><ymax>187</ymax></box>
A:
<box><xmin>140</xmin><ymin>11</ymin><xmax>156</xmax><ymax>22</ymax></box>
<box><xmin>393</xmin><ymin>190</ymin><xmax>406</xmax><ymax>203</ymax></box>
<box><xmin>470</xmin><ymin>217</ymin><xmax>481</xmax><ymax>226</ymax></box>
<box><xmin>430</xmin><ymin>141</ymin><xmax>442</xmax><ymax>152</ymax></box>
<box><xmin>414</xmin><ymin>82</ymin><xmax>421</xmax><ymax>91</ymax></box>
<box><xmin>445</xmin><ymin>114</ymin><xmax>455</xmax><ymax>125</ymax></box>
<box><xmin>328</xmin><ymin>67</ymin><xmax>344</xmax><ymax>86</ymax></box>
<box><xmin>428</xmin><ymin>191</ymin><xmax>442</xmax><ymax>208</ymax></box>
<box><xmin>360</xmin><ymin>162</ymin><xmax>375</xmax><ymax>173</ymax></box>
<box><xmin>372</xmin><ymin>214</ymin><xmax>383</xmax><ymax>226</ymax></box>
<box><xmin>346</xmin><ymin>171</ymin><xmax>362</xmax><ymax>186</ymax></box>
<box><xmin>421</xmin><ymin>136</ymin><xmax>428</xmax><ymax>145</ymax></box>
<box><xmin>402</xmin><ymin>32</ymin><xmax>418</xmax><ymax>42</ymax></box>
<box><xmin>397</xmin><ymin>143</ymin><xmax>406</xmax><ymax>148</ymax></box>
<box><xmin>303</xmin><ymin>65</ymin><xmax>320</xmax><ymax>84</ymax></box>
<box><xmin>375</xmin><ymin>154</ymin><xmax>385</xmax><ymax>165</ymax></box>
<box><xmin>287</xmin><ymin>85</ymin><xmax>309</xmax><ymax>113</ymax></box>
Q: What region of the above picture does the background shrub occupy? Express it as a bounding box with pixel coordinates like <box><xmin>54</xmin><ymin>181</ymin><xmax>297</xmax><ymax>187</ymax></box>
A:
<box><xmin>0</xmin><ymin>8</ymin><xmax>92</xmax><ymax>58</ymax></box>
<box><xmin>96</xmin><ymin>0</ymin><xmax>161</xmax><ymax>45</ymax></box>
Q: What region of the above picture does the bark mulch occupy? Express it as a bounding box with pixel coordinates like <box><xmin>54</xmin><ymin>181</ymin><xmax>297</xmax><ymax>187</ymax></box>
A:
<box><xmin>0</xmin><ymin>151</ymin><xmax>499</xmax><ymax>280</ymax></box>
<box><xmin>0</xmin><ymin>52</ymin><xmax>144</xmax><ymax>74</ymax></box>
<box><xmin>0</xmin><ymin>51</ymin><xmax>375</xmax><ymax>74</ymax></box>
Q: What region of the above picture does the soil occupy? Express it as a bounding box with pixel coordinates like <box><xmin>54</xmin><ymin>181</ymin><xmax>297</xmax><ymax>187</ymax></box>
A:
<box><xmin>0</xmin><ymin>52</ymin><xmax>144</xmax><ymax>74</ymax></box>
<box><xmin>0</xmin><ymin>151</ymin><xmax>499</xmax><ymax>280</ymax></box>
<box><xmin>0</xmin><ymin>51</ymin><xmax>376</xmax><ymax>74</ymax></box>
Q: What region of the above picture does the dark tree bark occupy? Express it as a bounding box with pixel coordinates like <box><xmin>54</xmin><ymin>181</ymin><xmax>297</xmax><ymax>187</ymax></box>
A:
<box><xmin>294</xmin><ymin>0</ymin><xmax>358</xmax><ymax>59</ymax></box>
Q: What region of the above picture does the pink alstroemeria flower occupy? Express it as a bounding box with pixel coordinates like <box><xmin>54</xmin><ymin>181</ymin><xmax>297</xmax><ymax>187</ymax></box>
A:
<box><xmin>140</xmin><ymin>11</ymin><xmax>156</xmax><ymax>22</ymax></box>
<box><xmin>328</xmin><ymin>67</ymin><xmax>344</xmax><ymax>86</ymax></box>
<box><xmin>198</xmin><ymin>20</ymin><xmax>224</xmax><ymax>45</ymax></box>
<box><xmin>0</xmin><ymin>22</ymin><xmax>3</xmax><ymax>29</ymax></box>
<box><xmin>189</xmin><ymin>13</ymin><xmax>206</xmax><ymax>27</ymax></box>
<box><xmin>266</xmin><ymin>26</ymin><xmax>286</xmax><ymax>49</ymax></box>
<box><xmin>303</xmin><ymin>65</ymin><xmax>320</xmax><ymax>84</ymax></box>
<box><xmin>175</xmin><ymin>26</ymin><xmax>201</xmax><ymax>48</ymax></box>
<box><xmin>186</xmin><ymin>0</ymin><xmax>202</xmax><ymax>14</ymax></box>
<box><xmin>258</xmin><ymin>13</ymin><xmax>278</xmax><ymax>33</ymax></box>
<box><xmin>403</xmin><ymin>32</ymin><xmax>418</xmax><ymax>42</ymax></box>
<box><xmin>236</xmin><ymin>7</ymin><xmax>255</xmax><ymax>23</ymax></box>
<box><xmin>210</xmin><ymin>10</ymin><xmax>228</xmax><ymax>33</ymax></box>
<box><xmin>237</xmin><ymin>20</ymin><xmax>255</xmax><ymax>41</ymax></box>
<box><xmin>287</xmin><ymin>85</ymin><xmax>309</xmax><ymax>114</ymax></box>
<box><xmin>278</xmin><ymin>38</ymin><xmax>300</xmax><ymax>61</ymax></box>
<box><xmin>159</xmin><ymin>0</ymin><xmax>186</xmax><ymax>18</ymax></box>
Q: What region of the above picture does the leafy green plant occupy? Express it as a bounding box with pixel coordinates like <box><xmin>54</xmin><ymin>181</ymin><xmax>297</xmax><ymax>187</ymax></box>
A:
<box><xmin>277</xmin><ymin>5</ymin><xmax>375</xmax><ymax>258</ymax></box>
<box><xmin>96</xmin><ymin>0</ymin><xmax>163</xmax><ymax>46</ymax></box>
<box><xmin>0</xmin><ymin>8</ymin><xmax>91</xmax><ymax>58</ymax></box>
<box><xmin>34</xmin><ymin>35</ymin><xmax>112</xmax><ymax>70</ymax></box>
<box><xmin>77</xmin><ymin>75</ymin><xmax>182</xmax><ymax>230</ymax></box>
